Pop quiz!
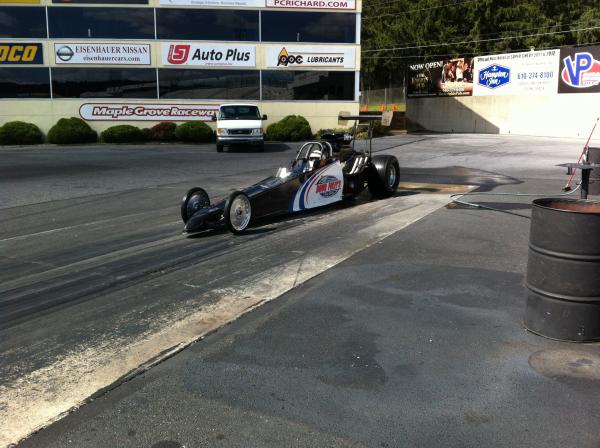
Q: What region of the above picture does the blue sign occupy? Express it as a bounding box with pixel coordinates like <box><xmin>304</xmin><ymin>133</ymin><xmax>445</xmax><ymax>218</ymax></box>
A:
<box><xmin>478</xmin><ymin>64</ymin><xmax>510</xmax><ymax>89</ymax></box>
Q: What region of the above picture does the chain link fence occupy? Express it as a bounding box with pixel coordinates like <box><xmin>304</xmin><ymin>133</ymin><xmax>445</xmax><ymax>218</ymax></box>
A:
<box><xmin>360</xmin><ymin>87</ymin><xmax>407</xmax><ymax>111</ymax></box>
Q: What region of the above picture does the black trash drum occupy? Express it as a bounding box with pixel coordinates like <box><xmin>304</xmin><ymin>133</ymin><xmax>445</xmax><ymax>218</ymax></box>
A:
<box><xmin>589</xmin><ymin>147</ymin><xmax>600</xmax><ymax>195</ymax></box>
<box><xmin>525</xmin><ymin>198</ymin><xmax>600</xmax><ymax>341</ymax></box>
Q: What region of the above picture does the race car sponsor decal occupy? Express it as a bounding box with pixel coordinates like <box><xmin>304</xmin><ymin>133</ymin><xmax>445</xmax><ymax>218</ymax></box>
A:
<box><xmin>162</xmin><ymin>43</ymin><xmax>256</xmax><ymax>67</ymax></box>
<box><xmin>54</xmin><ymin>43</ymin><xmax>151</xmax><ymax>65</ymax></box>
<box><xmin>79</xmin><ymin>103</ymin><xmax>219</xmax><ymax>121</ymax></box>
<box><xmin>266</xmin><ymin>0</ymin><xmax>355</xmax><ymax>10</ymax></box>
<box><xmin>559</xmin><ymin>45</ymin><xmax>600</xmax><ymax>93</ymax></box>
<box><xmin>267</xmin><ymin>46</ymin><xmax>355</xmax><ymax>69</ymax></box>
<box><xmin>0</xmin><ymin>43</ymin><xmax>43</xmax><ymax>65</ymax></box>
<box><xmin>291</xmin><ymin>162</ymin><xmax>344</xmax><ymax>212</ymax></box>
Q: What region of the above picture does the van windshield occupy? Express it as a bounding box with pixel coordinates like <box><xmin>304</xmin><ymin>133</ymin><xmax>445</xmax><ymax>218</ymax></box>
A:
<box><xmin>220</xmin><ymin>106</ymin><xmax>261</xmax><ymax>120</ymax></box>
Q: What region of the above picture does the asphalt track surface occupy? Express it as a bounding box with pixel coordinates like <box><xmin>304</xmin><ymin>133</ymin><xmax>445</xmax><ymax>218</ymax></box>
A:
<box><xmin>2</xmin><ymin>134</ymin><xmax>600</xmax><ymax>447</ymax></box>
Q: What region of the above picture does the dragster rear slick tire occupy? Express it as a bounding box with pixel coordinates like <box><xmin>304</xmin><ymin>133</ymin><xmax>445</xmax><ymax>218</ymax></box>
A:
<box><xmin>368</xmin><ymin>155</ymin><xmax>400</xmax><ymax>198</ymax></box>
<box><xmin>181</xmin><ymin>187</ymin><xmax>210</xmax><ymax>223</ymax></box>
<box><xmin>224</xmin><ymin>191</ymin><xmax>252</xmax><ymax>235</ymax></box>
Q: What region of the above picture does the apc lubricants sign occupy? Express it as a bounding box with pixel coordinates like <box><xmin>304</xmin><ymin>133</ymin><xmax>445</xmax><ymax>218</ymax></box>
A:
<box><xmin>162</xmin><ymin>43</ymin><xmax>256</xmax><ymax>67</ymax></box>
<box><xmin>0</xmin><ymin>43</ymin><xmax>43</xmax><ymax>65</ymax></box>
<box><xmin>267</xmin><ymin>46</ymin><xmax>355</xmax><ymax>69</ymax></box>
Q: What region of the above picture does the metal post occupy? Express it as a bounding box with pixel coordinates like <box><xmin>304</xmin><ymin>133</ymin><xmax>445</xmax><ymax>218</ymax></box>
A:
<box><xmin>581</xmin><ymin>168</ymin><xmax>590</xmax><ymax>199</ymax></box>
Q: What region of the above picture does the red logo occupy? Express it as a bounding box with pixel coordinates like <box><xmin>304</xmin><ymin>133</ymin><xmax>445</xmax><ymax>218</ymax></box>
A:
<box><xmin>167</xmin><ymin>45</ymin><xmax>190</xmax><ymax>64</ymax></box>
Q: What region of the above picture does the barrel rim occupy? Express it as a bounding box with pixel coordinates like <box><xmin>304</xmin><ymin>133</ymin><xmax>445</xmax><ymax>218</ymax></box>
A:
<box><xmin>532</xmin><ymin>197</ymin><xmax>600</xmax><ymax>214</ymax></box>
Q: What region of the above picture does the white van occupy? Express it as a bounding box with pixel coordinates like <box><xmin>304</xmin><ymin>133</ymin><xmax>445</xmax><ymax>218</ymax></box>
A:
<box><xmin>213</xmin><ymin>104</ymin><xmax>267</xmax><ymax>153</ymax></box>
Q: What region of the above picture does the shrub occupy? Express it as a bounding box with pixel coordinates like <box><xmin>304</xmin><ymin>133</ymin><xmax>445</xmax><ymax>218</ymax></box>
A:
<box><xmin>101</xmin><ymin>125</ymin><xmax>146</xmax><ymax>143</ymax></box>
<box><xmin>0</xmin><ymin>121</ymin><xmax>44</xmax><ymax>145</ymax></box>
<box><xmin>266</xmin><ymin>115</ymin><xmax>312</xmax><ymax>142</ymax></box>
<box><xmin>314</xmin><ymin>128</ymin><xmax>351</xmax><ymax>139</ymax></box>
<box><xmin>147</xmin><ymin>122</ymin><xmax>177</xmax><ymax>142</ymax></box>
<box><xmin>356</xmin><ymin>120</ymin><xmax>390</xmax><ymax>139</ymax></box>
<box><xmin>175</xmin><ymin>122</ymin><xmax>214</xmax><ymax>143</ymax></box>
<box><xmin>48</xmin><ymin>117</ymin><xmax>97</xmax><ymax>144</ymax></box>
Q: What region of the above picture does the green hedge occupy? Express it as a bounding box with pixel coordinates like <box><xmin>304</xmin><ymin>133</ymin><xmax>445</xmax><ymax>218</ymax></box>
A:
<box><xmin>175</xmin><ymin>122</ymin><xmax>214</xmax><ymax>143</ymax></box>
<box><xmin>101</xmin><ymin>125</ymin><xmax>146</xmax><ymax>143</ymax></box>
<box><xmin>147</xmin><ymin>122</ymin><xmax>177</xmax><ymax>142</ymax></box>
<box><xmin>48</xmin><ymin>117</ymin><xmax>97</xmax><ymax>144</ymax></box>
<box><xmin>0</xmin><ymin>121</ymin><xmax>44</xmax><ymax>145</ymax></box>
<box><xmin>266</xmin><ymin>115</ymin><xmax>312</xmax><ymax>141</ymax></box>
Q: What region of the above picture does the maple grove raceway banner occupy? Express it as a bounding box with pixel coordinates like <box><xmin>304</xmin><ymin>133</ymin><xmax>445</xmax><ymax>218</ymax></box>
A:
<box><xmin>79</xmin><ymin>104</ymin><xmax>219</xmax><ymax>121</ymax></box>
<box><xmin>266</xmin><ymin>46</ymin><xmax>355</xmax><ymax>69</ymax></box>
<box><xmin>558</xmin><ymin>44</ymin><xmax>600</xmax><ymax>94</ymax></box>
<box><xmin>55</xmin><ymin>43</ymin><xmax>151</xmax><ymax>65</ymax></box>
<box><xmin>473</xmin><ymin>49</ymin><xmax>559</xmax><ymax>96</ymax></box>
<box><xmin>162</xmin><ymin>43</ymin><xmax>256</xmax><ymax>67</ymax></box>
<box><xmin>407</xmin><ymin>58</ymin><xmax>474</xmax><ymax>97</ymax></box>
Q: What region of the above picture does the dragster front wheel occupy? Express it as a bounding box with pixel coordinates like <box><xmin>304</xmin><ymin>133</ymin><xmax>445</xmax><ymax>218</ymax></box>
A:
<box><xmin>181</xmin><ymin>187</ymin><xmax>210</xmax><ymax>223</ymax></box>
<box><xmin>224</xmin><ymin>191</ymin><xmax>252</xmax><ymax>234</ymax></box>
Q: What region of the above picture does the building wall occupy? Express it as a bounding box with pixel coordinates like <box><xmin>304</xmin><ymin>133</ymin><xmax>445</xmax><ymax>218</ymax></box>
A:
<box><xmin>407</xmin><ymin>94</ymin><xmax>600</xmax><ymax>138</ymax></box>
<box><xmin>0</xmin><ymin>0</ymin><xmax>362</xmax><ymax>134</ymax></box>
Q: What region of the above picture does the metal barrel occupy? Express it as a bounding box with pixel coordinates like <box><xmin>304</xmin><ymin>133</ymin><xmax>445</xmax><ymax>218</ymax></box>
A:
<box><xmin>525</xmin><ymin>198</ymin><xmax>600</xmax><ymax>341</ymax></box>
<box><xmin>589</xmin><ymin>147</ymin><xmax>600</xmax><ymax>195</ymax></box>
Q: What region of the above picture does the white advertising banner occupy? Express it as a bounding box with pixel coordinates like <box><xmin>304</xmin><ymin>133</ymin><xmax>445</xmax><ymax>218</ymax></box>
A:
<box><xmin>474</xmin><ymin>49</ymin><xmax>560</xmax><ymax>96</ymax></box>
<box><xmin>159</xmin><ymin>0</ymin><xmax>264</xmax><ymax>6</ymax></box>
<box><xmin>266</xmin><ymin>46</ymin><xmax>355</xmax><ymax>69</ymax></box>
<box><xmin>265</xmin><ymin>0</ymin><xmax>355</xmax><ymax>10</ymax></box>
<box><xmin>162</xmin><ymin>43</ymin><xmax>256</xmax><ymax>67</ymax></box>
<box><xmin>79</xmin><ymin>104</ymin><xmax>219</xmax><ymax>121</ymax></box>
<box><xmin>54</xmin><ymin>43</ymin><xmax>151</xmax><ymax>65</ymax></box>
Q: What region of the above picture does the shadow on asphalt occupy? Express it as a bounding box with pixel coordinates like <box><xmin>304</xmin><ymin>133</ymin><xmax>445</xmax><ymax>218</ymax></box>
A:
<box><xmin>222</xmin><ymin>143</ymin><xmax>291</xmax><ymax>154</ymax></box>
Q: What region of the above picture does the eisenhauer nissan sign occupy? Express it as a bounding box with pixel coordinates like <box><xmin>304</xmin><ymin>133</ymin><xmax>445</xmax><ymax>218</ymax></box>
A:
<box><xmin>266</xmin><ymin>46</ymin><xmax>355</xmax><ymax>69</ymax></box>
<box><xmin>55</xmin><ymin>43</ymin><xmax>151</xmax><ymax>65</ymax></box>
<box><xmin>80</xmin><ymin>104</ymin><xmax>219</xmax><ymax>121</ymax></box>
<box><xmin>162</xmin><ymin>43</ymin><xmax>256</xmax><ymax>67</ymax></box>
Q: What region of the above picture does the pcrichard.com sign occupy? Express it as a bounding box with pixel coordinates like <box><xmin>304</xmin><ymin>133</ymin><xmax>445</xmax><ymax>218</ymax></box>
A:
<box><xmin>80</xmin><ymin>104</ymin><xmax>219</xmax><ymax>121</ymax></box>
<box><xmin>55</xmin><ymin>44</ymin><xmax>151</xmax><ymax>65</ymax></box>
<box><xmin>558</xmin><ymin>45</ymin><xmax>600</xmax><ymax>94</ymax></box>
<box><xmin>266</xmin><ymin>46</ymin><xmax>355</xmax><ymax>69</ymax></box>
<box><xmin>473</xmin><ymin>49</ymin><xmax>559</xmax><ymax>96</ymax></box>
<box><xmin>162</xmin><ymin>43</ymin><xmax>256</xmax><ymax>67</ymax></box>
<box><xmin>265</xmin><ymin>0</ymin><xmax>355</xmax><ymax>9</ymax></box>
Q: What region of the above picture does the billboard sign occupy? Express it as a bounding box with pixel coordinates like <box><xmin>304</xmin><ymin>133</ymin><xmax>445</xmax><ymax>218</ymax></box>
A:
<box><xmin>407</xmin><ymin>57</ymin><xmax>474</xmax><ymax>97</ymax></box>
<box><xmin>162</xmin><ymin>43</ymin><xmax>256</xmax><ymax>67</ymax></box>
<box><xmin>559</xmin><ymin>45</ymin><xmax>600</xmax><ymax>93</ymax></box>
<box><xmin>265</xmin><ymin>0</ymin><xmax>355</xmax><ymax>10</ymax></box>
<box><xmin>0</xmin><ymin>43</ymin><xmax>43</xmax><ymax>65</ymax></box>
<box><xmin>54</xmin><ymin>43</ymin><xmax>151</xmax><ymax>65</ymax></box>
<box><xmin>159</xmin><ymin>0</ymin><xmax>264</xmax><ymax>6</ymax></box>
<box><xmin>80</xmin><ymin>104</ymin><xmax>219</xmax><ymax>121</ymax></box>
<box><xmin>473</xmin><ymin>49</ymin><xmax>559</xmax><ymax>96</ymax></box>
<box><xmin>266</xmin><ymin>46</ymin><xmax>355</xmax><ymax>69</ymax></box>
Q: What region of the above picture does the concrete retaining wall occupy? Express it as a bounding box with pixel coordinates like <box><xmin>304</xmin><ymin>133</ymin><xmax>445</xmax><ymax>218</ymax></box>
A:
<box><xmin>407</xmin><ymin>94</ymin><xmax>600</xmax><ymax>138</ymax></box>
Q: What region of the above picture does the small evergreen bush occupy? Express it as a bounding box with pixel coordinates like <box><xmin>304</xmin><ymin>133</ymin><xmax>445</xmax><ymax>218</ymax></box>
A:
<box><xmin>101</xmin><ymin>125</ymin><xmax>146</xmax><ymax>143</ymax></box>
<box><xmin>48</xmin><ymin>117</ymin><xmax>97</xmax><ymax>144</ymax></box>
<box><xmin>0</xmin><ymin>121</ymin><xmax>44</xmax><ymax>145</ymax></box>
<box><xmin>266</xmin><ymin>115</ymin><xmax>312</xmax><ymax>141</ymax></box>
<box><xmin>175</xmin><ymin>122</ymin><xmax>213</xmax><ymax>143</ymax></box>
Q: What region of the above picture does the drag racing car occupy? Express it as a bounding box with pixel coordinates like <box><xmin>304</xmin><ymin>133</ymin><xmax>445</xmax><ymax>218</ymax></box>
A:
<box><xmin>180</xmin><ymin>115</ymin><xmax>400</xmax><ymax>235</ymax></box>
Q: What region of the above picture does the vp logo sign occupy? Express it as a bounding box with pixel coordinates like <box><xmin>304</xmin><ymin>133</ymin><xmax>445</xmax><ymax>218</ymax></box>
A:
<box><xmin>561</xmin><ymin>52</ymin><xmax>600</xmax><ymax>88</ymax></box>
<box><xmin>478</xmin><ymin>64</ymin><xmax>510</xmax><ymax>89</ymax></box>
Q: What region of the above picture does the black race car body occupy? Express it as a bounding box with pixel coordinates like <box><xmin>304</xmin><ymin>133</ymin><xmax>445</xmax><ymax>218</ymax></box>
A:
<box><xmin>181</xmin><ymin>116</ymin><xmax>400</xmax><ymax>235</ymax></box>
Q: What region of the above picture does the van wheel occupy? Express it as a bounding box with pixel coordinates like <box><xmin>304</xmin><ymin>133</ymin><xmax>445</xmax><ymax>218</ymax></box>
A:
<box><xmin>216</xmin><ymin>143</ymin><xmax>224</xmax><ymax>152</ymax></box>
